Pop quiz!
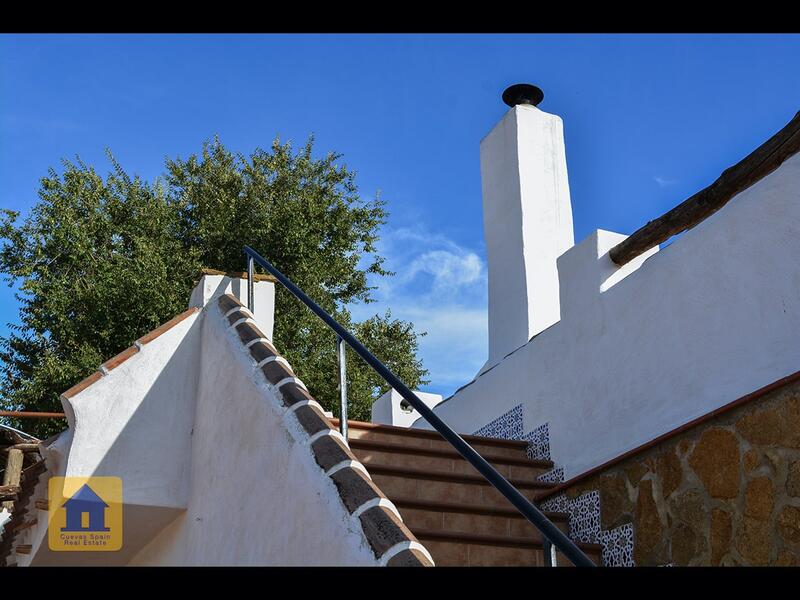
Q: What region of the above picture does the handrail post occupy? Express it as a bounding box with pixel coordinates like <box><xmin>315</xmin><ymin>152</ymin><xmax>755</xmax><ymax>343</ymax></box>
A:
<box><xmin>247</xmin><ymin>255</ymin><xmax>255</xmax><ymax>313</ymax></box>
<box><xmin>542</xmin><ymin>538</ymin><xmax>557</xmax><ymax>567</ymax></box>
<box><xmin>336</xmin><ymin>336</ymin><xmax>348</xmax><ymax>442</ymax></box>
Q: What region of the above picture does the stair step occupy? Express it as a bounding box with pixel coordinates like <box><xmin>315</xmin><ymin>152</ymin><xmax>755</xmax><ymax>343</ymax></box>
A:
<box><xmin>350</xmin><ymin>439</ymin><xmax>552</xmax><ymax>482</ymax></box>
<box><xmin>366</xmin><ymin>463</ymin><xmax>553</xmax><ymax>488</ymax></box>
<box><xmin>415</xmin><ymin>529</ymin><xmax>550</xmax><ymax>548</ymax></box>
<box><xmin>334</xmin><ymin>419</ymin><xmax>531</xmax><ymax>460</ymax></box>
<box><xmin>413</xmin><ymin>530</ymin><xmax>603</xmax><ymax>567</ymax></box>
<box><xmin>392</xmin><ymin>497</ymin><xmax>569</xmax><ymax>520</ymax></box>
<box><xmin>329</xmin><ymin>419</ymin><xmax>595</xmax><ymax>566</ymax></box>
<box><xmin>348</xmin><ymin>438</ymin><xmax>552</xmax><ymax>468</ymax></box>
<box><xmin>370</xmin><ymin>465</ymin><xmax>551</xmax><ymax>509</ymax></box>
<box><xmin>335</xmin><ymin>419</ymin><xmax>530</xmax><ymax>448</ymax></box>
<box><xmin>393</xmin><ymin>497</ymin><xmax>570</xmax><ymax>538</ymax></box>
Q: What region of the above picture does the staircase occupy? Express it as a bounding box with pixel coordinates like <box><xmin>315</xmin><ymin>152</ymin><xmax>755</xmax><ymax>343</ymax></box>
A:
<box><xmin>332</xmin><ymin>419</ymin><xmax>603</xmax><ymax>566</ymax></box>
<box><xmin>244</xmin><ymin>247</ymin><xmax>598</xmax><ymax>566</ymax></box>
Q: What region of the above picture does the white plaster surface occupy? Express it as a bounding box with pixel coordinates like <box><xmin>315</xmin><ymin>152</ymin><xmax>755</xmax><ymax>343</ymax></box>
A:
<box><xmin>371</xmin><ymin>389</ymin><xmax>443</xmax><ymax>428</ymax></box>
<box><xmin>419</xmin><ymin>152</ymin><xmax>800</xmax><ymax>480</ymax></box>
<box><xmin>23</xmin><ymin>312</ymin><xmax>201</xmax><ymax>565</ymax></box>
<box><xmin>480</xmin><ymin>104</ymin><xmax>574</xmax><ymax>371</ymax></box>
<box><xmin>190</xmin><ymin>273</ymin><xmax>275</xmax><ymax>341</ymax></box>
<box><xmin>128</xmin><ymin>300</ymin><xmax>379</xmax><ymax>566</ymax></box>
<box><xmin>16</xmin><ymin>278</ymin><xmax>379</xmax><ymax>566</ymax></box>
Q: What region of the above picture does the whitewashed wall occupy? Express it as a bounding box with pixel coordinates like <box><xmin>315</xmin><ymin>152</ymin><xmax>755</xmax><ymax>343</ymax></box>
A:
<box><xmin>418</xmin><ymin>152</ymin><xmax>800</xmax><ymax>480</ymax></box>
<box><xmin>22</xmin><ymin>311</ymin><xmax>202</xmax><ymax>566</ymax></box>
<box><xmin>371</xmin><ymin>389</ymin><xmax>443</xmax><ymax>428</ymax></box>
<box><xmin>189</xmin><ymin>273</ymin><xmax>275</xmax><ymax>340</ymax></box>
<box><xmin>129</xmin><ymin>300</ymin><xmax>378</xmax><ymax>566</ymax></box>
<box><xmin>480</xmin><ymin>105</ymin><xmax>574</xmax><ymax>370</ymax></box>
<box><xmin>17</xmin><ymin>275</ymin><xmax>379</xmax><ymax>566</ymax></box>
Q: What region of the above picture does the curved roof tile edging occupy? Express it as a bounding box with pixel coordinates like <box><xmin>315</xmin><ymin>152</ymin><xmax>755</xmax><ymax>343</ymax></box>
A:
<box><xmin>218</xmin><ymin>293</ymin><xmax>434</xmax><ymax>567</ymax></box>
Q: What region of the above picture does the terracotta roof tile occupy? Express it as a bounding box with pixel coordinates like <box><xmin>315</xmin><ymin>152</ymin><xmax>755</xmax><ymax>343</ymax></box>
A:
<box><xmin>61</xmin><ymin>307</ymin><xmax>200</xmax><ymax>400</ymax></box>
<box><xmin>61</xmin><ymin>371</ymin><xmax>104</xmax><ymax>400</ymax></box>
<box><xmin>136</xmin><ymin>307</ymin><xmax>199</xmax><ymax>346</ymax></box>
<box><xmin>100</xmin><ymin>345</ymin><xmax>139</xmax><ymax>372</ymax></box>
<box><xmin>249</xmin><ymin>341</ymin><xmax>279</xmax><ymax>364</ymax></box>
<box><xmin>358</xmin><ymin>505</ymin><xmax>417</xmax><ymax>557</ymax></box>
<box><xmin>234</xmin><ymin>321</ymin><xmax>265</xmax><ymax>346</ymax></box>
<box><xmin>261</xmin><ymin>360</ymin><xmax>294</xmax><ymax>386</ymax></box>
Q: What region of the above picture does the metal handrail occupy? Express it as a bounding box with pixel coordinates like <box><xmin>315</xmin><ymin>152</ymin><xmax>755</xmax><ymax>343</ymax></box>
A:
<box><xmin>244</xmin><ymin>245</ymin><xmax>594</xmax><ymax>567</ymax></box>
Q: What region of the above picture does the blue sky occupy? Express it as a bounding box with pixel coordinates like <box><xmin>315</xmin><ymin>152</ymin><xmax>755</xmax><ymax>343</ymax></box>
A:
<box><xmin>2</xmin><ymin>34</ymin><xmax>799</xmax><ymax>398</ymax></box>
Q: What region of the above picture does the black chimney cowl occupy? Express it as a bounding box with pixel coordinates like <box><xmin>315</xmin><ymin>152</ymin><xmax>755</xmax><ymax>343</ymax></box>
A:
<box><xmin>502</xmin><ymin>84</ymin><xmax>544</xmax><ymax>108</ymax></box>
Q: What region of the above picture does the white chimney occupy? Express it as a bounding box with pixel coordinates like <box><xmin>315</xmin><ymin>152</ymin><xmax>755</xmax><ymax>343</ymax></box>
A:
<box><xmin>480</xmin><ymin>84</ymin><xmax>575</xmax><ymax>370</ymax></box>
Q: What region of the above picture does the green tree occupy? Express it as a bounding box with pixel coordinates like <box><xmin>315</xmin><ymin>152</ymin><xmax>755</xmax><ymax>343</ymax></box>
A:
<box><xmin>1</xmin><ymin>138</ymin><xmax>428</xmax><ymax>438</ymax></box>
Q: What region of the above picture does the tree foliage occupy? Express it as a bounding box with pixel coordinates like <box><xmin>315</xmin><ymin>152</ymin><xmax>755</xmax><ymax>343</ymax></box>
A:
<box><xmin>1</xmin><ymin>138</ymin><xmax>428</xmax><ymax>437</ymax></box>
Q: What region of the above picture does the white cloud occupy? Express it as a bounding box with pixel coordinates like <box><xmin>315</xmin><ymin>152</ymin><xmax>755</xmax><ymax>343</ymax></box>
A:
<box><xmin>654</xmin><ymin>175</ymin><xmax>679</xmax><ymax>187</ymax></box>
<box><xmin>402</xmin><ymin>250</ymin><xmax>483</xmax><ymax>296</ymax></box>
<box><xmin>349</xmin><ymin>226</ymin><xmax>488</xmax><ymax>397</ymax></box>
<box><xmin>397</xmin><ymin>305</ymin><xmax>487</xmax><ymax>389</ymax></box>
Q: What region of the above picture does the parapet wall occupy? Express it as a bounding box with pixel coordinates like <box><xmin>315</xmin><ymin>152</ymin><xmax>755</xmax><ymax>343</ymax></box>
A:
<box><xmin>422</xmin><ymin>152</ymin><xmax>800</xmax><ymax>481</ymax></box>
<box><xmin>10</xmin><ymin>278</ymin><xmax>431</xmax><ymax>566</ymax></box>
<box><xmin>130</xmin><ymin>294</ymin><xmax>431</xmax><ymax>566</ymax></box>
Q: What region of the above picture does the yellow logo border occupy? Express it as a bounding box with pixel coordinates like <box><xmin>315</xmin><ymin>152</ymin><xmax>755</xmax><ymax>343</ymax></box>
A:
<box><xmin>47</xmin><ymin>476</ymin><xmax>123</xmax><ymax>552</ymax></box>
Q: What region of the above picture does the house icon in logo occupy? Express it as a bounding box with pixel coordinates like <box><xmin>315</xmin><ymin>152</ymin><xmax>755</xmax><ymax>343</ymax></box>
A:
<box><xmin>61</xmin><ymin>484</ymin><xmax>110</xmax><ymax>532</ymax></box>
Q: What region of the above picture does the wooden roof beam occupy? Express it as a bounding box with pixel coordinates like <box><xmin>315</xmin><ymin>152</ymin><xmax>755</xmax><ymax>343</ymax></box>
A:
<box><xmin>610</xmin><ymin>110</ymin><xmax>800</xmax><ymax>266</ymax></box>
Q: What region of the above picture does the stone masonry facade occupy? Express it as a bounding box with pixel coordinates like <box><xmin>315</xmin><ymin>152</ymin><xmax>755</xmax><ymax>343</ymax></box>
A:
<box><xmin>539</xmin><ymin>374</ymin><xmax>800</xmax><ymax>566</ymax></box>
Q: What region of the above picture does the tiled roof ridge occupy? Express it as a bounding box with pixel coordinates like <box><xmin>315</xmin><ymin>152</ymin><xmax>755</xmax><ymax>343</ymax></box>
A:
<box><xmin>218</xmin><ymin>293</ymin><xmax>434</xmax><ymax>567</ymax></box>
<box><xmin>61</xmin><ymin>306</ymin><xmax>201</xmax><ymax>401</ymax></box>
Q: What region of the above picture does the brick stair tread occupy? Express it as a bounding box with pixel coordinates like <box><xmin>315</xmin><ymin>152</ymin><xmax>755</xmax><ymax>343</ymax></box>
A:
<box><xmin>412</xmin><ymin>528</ymin><xmax>603</xmax><ymax>553</ymax></box>
<box><xmin>366</xmin><ymin>463</ymin><xmax>555</xmax><ymax>489</ymax></box>
<box><xmin>349</xmin><ymin>438</ymin><xmax>551</xmax><ymax>469</ymax></box>
<box><xmin>392</xmin><ymin>496</ymin><xmax>568</xmax><ymax>521</ymax></box>
<box><xmin>333</xmin><ymin>418</ymin><xmax>529</xmax><ymax>449</ymax></box>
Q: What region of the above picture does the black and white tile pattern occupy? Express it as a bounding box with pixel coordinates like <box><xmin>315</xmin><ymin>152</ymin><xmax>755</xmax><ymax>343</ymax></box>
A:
<box><xmin>522</xmin><ymin>422</ymin><xmax>550</xmax><ymax>461</ymax></box>
<box><xmin>541</xmin><ymin>490</ymin><xmax>635</xmax><ymax>566</ymax></box>
<box><xmin>566</xmin><ymin>491</ymin><xmax>602</xmax><ymax>544</ymax></box>
<box><xmin>472</xmin><ymin>407</ymin><xmax>635</xmax><ymax>566</ymax></box>
<box><xmin>597</xmin><ymin>523</ymin><xmax>635</xmax><ymax>567</ymax></box>
<box><xmin>540</xmin><ymin>492</ymin><xmax>569</xmax><ymax>515</ymax></box>
<box><xmin>472</xmin><ymin>404</ymin><xmax>524</xmax><ymax>440</ymax></box>
<box><xmin>471</xmin><ymin>404</ymin><xmax>551</xmax><ymax>464</ymax></box>
<box><xmin>537</xmin><ymin>466</ymin><xmax>564</xmax><ymax>484</ymax></box>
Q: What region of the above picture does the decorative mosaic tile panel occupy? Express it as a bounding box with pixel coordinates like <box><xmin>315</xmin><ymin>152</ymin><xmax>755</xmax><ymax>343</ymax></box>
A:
<box><xmin>540</xmin><ymin>493</ymin><xmax>568</xmax><ymax>514</ymax></box>
<box><xmin>522</xmin><ymin>422</ymin><xmax>550</xmax><ymax>461</ymax></box>
<box><xmin>472</xmin><ymin>404</ymin><xmax>523</xmax><ymax>440</ymax></box>
<box><xmin>541</xmin><ymin>490</ymin><xmax>635</xmax><ymax>566</ymax></box>
<box><xmin>537</xmin><ymin>466</ymin><xmax>564</xmax><ymax>484</ymax></box>
<box><xmin>472</xmin><ymin>406</ymin><xmax>552</xmax><ymax>465</ymax></box>
<box><xmin>597</xmin><ymin>523</ymin><xmax>635</xmax><ymax>567</ymax></box>
<box><xmin>472</xmin><ymin>407</ymin><xmax>634</xmax><ymax>566</ymax></box>
<box><xmin>567</xmin><ymin>491</ymin><xmax>601</xmax><ymax>544</ymax></box>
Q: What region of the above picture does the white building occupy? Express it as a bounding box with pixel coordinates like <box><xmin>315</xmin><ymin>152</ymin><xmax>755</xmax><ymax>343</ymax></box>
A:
<box><xmin>2</xmin><ymin>86</ymin><xmax>799</xmax><ymax>567</ymax></box>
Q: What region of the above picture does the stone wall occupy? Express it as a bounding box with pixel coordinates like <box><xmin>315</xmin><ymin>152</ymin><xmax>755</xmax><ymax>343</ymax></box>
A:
<box><xmin>540</xmin><ymin>375</ymin><xmax>800</xmax><ymax>566</ymax></box>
